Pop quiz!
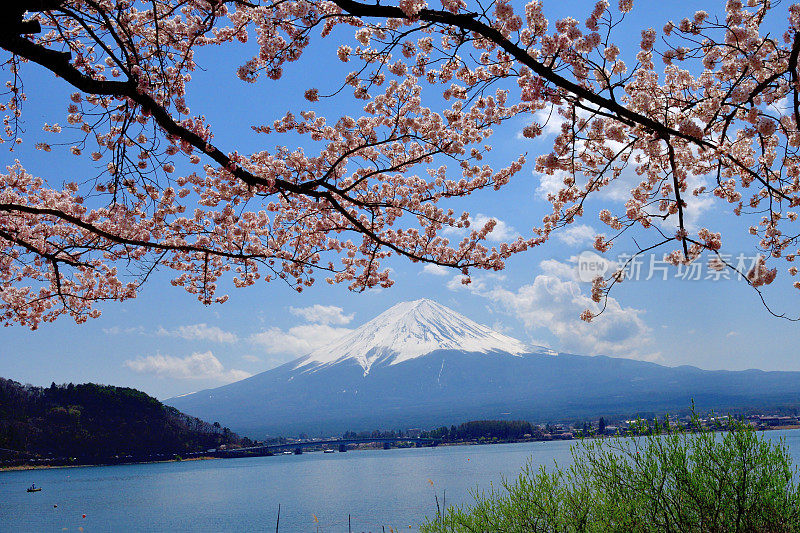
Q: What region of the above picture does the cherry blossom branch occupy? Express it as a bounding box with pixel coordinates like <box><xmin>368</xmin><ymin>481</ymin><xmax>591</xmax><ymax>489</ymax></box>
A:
<box><xmin>2</xmin><ymin>0</ymin><xmax>800</xmax><ymax>327</ymax></box>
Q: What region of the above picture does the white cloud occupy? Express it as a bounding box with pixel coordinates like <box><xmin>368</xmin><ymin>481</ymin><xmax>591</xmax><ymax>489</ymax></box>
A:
<box><xmin>156</xmin><ymin>323</ymin><xmax>238</xmax><ymax>343</ymax></box>
<box><xmin>250</xmin><ymin>324</ymin><xmax>353</xmax><ymax>357</ymax></box>
<box><xmin>536</xmin><ymin>161</ymin><xmax>637</xmax><ymax>204</ymax></box>
<box><xmin>517</xmin><ymin>107</ymin><xmax>566</xmax><ymax>140</ymax></box>
<box><xmin>518</xmin><ymin>253</ymin><xmax>615</xmax><ymax>285</ymax></box>
<box><xmin>450</xmin><ymin>259</ymin><xmax>659</xmax><ymax>361</ymax></box>
<box><xmin>534</xmin><ymin>150</ymin><xmax>716</xmax><ymax>235</ymax></box>
<box><xmin>444</xmin><ymin>214</ymin><xmax>519</xmax><ymax>242</ymax></box>
<box><xmin>124</xmin><ymin>351</ymin><xmax>251</xmax><ymax>382</ymax></box>
<box><xmin>535</xmin><ymin>169</ymin><xmax>570</xmax><ymax>200</ymax></box>
<box><xmin>447</xmin><ymin>275</ymin><xmax>470</xmax><ymax>291</ymax></box>
<box><xmin>556</xmin><ymin>224</ymin><xmax>598</xmax><ymax>247</ymax></box>
<box><xmin>470</xmin><ymin>214</ymin><xmax>519</xmax><ymax>242</ymax></box>
<box><xmin>726</xmin><ymin>331</ymin><xmax>739</xmax><ymax>338</ymax></box>
<box><xmin>446</xmin><ymin>273</ymin><xmax>498</xmax><ymax>292</ymax></box>
<box><xmin>421</xmin><ymin>264</ymin><xmax>450</xmax><ymax>276</ymax></box>
<box><xmin>656</xmin><ymin>173</ymin><xmax>716</xmax><ymax>233</ymax></box>
<box><xmin>539</xmin><ymin>258</ymin><xmax>580</xmax><ymax>281</ymax></box>
<box><xmin>491</xmin><ymin>320</ymin><xmax>517</xmax><ymax>336</ymax></box>
<box><xmin>571</xmin><ymin>251</ymin><xmax>617</xmax><ymax>283</ymax></box>
<box><xmin>772</xmin><ymin>96</ymin><xmax>790</xmax><ymax>115</ymax></box>
<box><xmin>242</xmin><ymin>354</ymin><xmax>262</xmax><ymax>362</ymax></box>
<box><xmin>289</xmin><ymin>304</ymin><xmax>354</xmax><ymax>325</ymax></box>
<box><xmin>489</xmin><ymin>273</ymin><xmax>659</xmax><ymax>361</ymax></box>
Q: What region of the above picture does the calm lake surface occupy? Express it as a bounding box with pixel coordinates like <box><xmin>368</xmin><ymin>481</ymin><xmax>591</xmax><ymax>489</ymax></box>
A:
<box><xmin>3</xmin><ymin>429</ymin><xmax>800</xmax><ymax>532</ymax></box>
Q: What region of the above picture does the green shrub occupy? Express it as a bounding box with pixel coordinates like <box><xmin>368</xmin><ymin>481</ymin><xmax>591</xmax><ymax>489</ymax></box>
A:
<box><xmin>421</xmin><ymin>419</ymin><xmax>800</xmax><ymax>532</ymax></box>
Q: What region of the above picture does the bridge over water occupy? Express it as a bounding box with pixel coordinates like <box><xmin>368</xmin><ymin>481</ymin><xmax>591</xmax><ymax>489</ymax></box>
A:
<box><xmin>214</xmin><ymin>437</ymin><xmax>441</xmax><ymax>457</ymax></box>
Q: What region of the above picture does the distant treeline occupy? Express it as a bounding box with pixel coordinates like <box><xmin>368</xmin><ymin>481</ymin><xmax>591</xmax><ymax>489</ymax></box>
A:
<box><xmin>421</xmin><ymin>420</ymin><xmax>535</xmax><ymax>441</ymax></box>
<box><xmin>340</xmin><ymin>420</ymin><xmax>537</xmax><ymax>442</ymax></box>
<box><xmin>0</xmin><ymin>378</ymin><xmax>250</xmax><ymax>465</ymax></box>
<box><xmin>341</xmin><ymin>429</ymin><xmax>411</xmax><ymax>440</ymax></box>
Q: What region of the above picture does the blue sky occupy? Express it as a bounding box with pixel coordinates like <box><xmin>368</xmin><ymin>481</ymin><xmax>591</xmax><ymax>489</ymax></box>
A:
<box><xmin>2</xmin><ymin>0</ymin><xmax>799</xmax><ymax>399</ymax></box>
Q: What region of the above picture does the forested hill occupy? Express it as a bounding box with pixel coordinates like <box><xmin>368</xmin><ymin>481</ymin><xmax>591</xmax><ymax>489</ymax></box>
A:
<box><xmin>0</xmin><ymin>378</ymin><xmax>251</xmax><ymax>466</ymax></box>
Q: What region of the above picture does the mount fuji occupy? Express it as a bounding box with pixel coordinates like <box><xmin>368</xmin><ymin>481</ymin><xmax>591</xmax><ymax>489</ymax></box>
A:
<box><xmin>167</xmin><ymin>299</ymin><xmax>800</xmax><ymax>437</ymax></box>
<box><xmin>295</xmin><ymin>299</ymin><xmax>548</xmax><ymax>375</ymax></box>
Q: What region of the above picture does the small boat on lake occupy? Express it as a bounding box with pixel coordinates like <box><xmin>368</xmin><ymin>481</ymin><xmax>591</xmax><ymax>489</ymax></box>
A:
<box><xmin>27</xmin><ymin>484</ymin><xmax>41</xmax><ymax>493</ymax></box>
<box><xmin>323</xmin><ymin>449</ymin><xmax>335</xmax><ymax>453</ymax></box>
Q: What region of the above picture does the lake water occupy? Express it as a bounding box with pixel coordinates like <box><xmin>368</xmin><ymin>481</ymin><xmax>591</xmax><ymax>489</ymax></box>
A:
<box><xmin>3</xmin><ymin>430</ymin><xmax>800</xmax><ymax>532</ymax></box>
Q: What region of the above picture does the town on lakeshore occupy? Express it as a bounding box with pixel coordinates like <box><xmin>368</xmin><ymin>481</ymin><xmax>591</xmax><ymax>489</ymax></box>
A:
<box><xmin>5</xmin><ymin>301</ymin><xmax>800</xmax><ymax>471</ymax></box>
<box><xmin>3</xmin><ymin>370</ymin><xmax>799</xmax><ymax>469</ymax></box>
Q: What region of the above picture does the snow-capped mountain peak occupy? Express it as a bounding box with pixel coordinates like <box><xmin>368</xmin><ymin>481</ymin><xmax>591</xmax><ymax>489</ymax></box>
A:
<box><xmin>297</xmin><ymin>298</ymin><xmax>549</xmax><ymax>375</ymax></box>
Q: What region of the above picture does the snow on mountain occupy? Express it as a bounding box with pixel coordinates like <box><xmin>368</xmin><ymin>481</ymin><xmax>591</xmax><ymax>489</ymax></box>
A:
<box><xmin>296</xmin><ymin>298</ymin><xmax>552</xmax><ymax>375</ymax></box>
<box><xmin>165</xmin><ymin>298</ymin><xmax>800</xmax><ymax>437</ymax></box>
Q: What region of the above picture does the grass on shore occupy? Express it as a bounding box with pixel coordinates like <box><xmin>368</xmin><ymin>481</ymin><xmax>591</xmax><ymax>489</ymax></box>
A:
<box><xmin>422</xmin><ymin>417</ymin><xmax>800</xmax><ymax>532</ymax></box>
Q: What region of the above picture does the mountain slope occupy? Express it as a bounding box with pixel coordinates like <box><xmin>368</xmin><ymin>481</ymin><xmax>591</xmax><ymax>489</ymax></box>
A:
<box><xmin>167</xmin><ymin>300</ymin><xmax>800</xmax><ymax>437</ymax></box>
<box><xmin>296</xmin><ymin>299</ymin><xmax>548</xmax><ymax>374</ymax></box>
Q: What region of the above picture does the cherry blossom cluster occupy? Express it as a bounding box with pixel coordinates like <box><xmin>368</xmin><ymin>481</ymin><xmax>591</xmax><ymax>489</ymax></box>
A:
<box><xmin>2</xmin><ymin>0</ymin><xmax>800</xmax><ymax>327</ymax></box>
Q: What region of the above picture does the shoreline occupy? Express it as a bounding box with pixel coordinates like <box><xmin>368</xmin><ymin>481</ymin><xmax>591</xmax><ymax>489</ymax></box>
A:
<box><xmin>0</xmin><ymin>455</ymin><xmax>217</xmax><ymax>472</ymax></box>
<box><xmin>5</xmin><ymin>424</ymin><xmax>799</xmax><ymax>473</ymax></box>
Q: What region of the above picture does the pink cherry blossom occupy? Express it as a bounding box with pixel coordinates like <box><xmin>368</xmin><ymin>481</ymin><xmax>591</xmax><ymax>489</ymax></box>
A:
<box><xmin>0</xmin><ymin>0</ymin><xmax>798</xmax><ymax>327</ymax></box>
